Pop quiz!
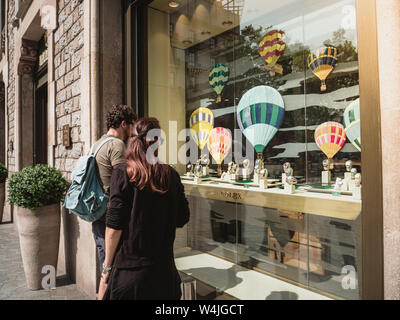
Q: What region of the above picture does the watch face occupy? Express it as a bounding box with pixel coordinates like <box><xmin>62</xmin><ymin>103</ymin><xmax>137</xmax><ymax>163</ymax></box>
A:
<box><xmin>345</xmin><ymin>160</ymin><xmax>352</xmax><ymax>171</ymax></box>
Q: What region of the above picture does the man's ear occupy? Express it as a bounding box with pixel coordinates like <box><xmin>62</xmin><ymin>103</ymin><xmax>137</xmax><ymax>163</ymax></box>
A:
<box><xmin>120</xmin><ymin>120</ymin><xmax>127</xmax><ymax>128</ymax></box>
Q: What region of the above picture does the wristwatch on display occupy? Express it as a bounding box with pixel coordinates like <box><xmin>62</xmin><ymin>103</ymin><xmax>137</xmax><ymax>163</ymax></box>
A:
<box><xmin>102</xmin><ymin>262</ymin><xmax>112</xmax><ymax>275</ymax></box>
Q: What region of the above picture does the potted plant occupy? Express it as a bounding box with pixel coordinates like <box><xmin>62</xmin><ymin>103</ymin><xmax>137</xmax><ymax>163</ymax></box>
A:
<box><xmin>0</xmin><ymin>163</ymin><xmax>8</xmax><ymax>223</ymax></box>
<box><xmin>8</xmin><ymin>164</ymin><xmax>69</xmax><ymax>290</ymax></box>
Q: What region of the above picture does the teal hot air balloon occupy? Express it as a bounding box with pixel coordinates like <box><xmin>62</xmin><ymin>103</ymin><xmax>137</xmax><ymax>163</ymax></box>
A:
<box><xmin>343</xmin><ymin>98</ymin><xmax>361</xmax><ymax>152</ymax></box>
<box><xmin>209</xmin><ymin>63</ymin><xmax>229</xmax><ymax>103</ymax></box>
<box><xmin>237</xmin><ymin>86</ymin><xmax>285</xmax><ymax>157</ymax></box>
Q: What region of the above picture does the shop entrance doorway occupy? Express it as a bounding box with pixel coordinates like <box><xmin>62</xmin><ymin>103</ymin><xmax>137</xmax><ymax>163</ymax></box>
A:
<box><xmin>34</xmin><ymin>74</ymin><xmax>48</xmax><ymax>165</ymax></box>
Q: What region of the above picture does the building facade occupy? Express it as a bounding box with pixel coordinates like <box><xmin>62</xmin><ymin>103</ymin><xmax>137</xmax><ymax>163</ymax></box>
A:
<box><xmin>0</xmin><ymin>0</ymin><xmax>399</xmax><ymax>300</ymax></box>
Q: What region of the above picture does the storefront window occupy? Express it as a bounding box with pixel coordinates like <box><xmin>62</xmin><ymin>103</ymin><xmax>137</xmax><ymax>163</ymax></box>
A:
<box><xmin>142</xmin><ymin>0</ymin><xmax>361</xmax><ymax>300</ymax></box>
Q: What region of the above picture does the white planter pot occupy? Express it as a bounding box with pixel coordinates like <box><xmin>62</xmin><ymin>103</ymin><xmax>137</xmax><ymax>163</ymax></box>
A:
<box><xmin>16</xmin><ymin>203</ymin><xmax>61</xmax><ymax>290</ymax></box>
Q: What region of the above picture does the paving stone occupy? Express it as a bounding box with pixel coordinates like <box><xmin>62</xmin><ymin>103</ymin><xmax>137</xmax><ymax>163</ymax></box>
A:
<box><xmin>0</xmin><ymin>223</ymin><xmax>91</xmax><ymax>300</ymax></box>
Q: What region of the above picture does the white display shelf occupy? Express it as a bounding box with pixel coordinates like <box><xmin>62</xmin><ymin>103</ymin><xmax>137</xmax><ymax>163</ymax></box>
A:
<box><xmin>175</xmin><ymin>250</ymin><xmax>332</xmax><ymax>300</ymax></box>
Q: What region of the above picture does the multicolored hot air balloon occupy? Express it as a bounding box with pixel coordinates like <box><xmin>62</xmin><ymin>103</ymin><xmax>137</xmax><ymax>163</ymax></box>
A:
<box><xmin>314</xmin><ymin>121</ymin><xmax>346</xmax><ymax>159</ymax></box>
<box><xmin>209</xmin><ymin>63</ymin><xmax>229</xmax><ymax>103</ymax></box>
<box><xmin>189</xmin><ymin>107</ymin><xmax>214</xmax><ymax>152</ymax></box>
<box><xmin>237</xmin><ymin>86</ymin><xmax>285</xmax><ymax>158</ymax></box>
<box><xmin>343</xmin><ymin>98</ymin><xmax>361</xmax><ymax>152</ymax></box>
<box><xmin>308</xmin><ymin>46</ymin><xmax>338</xmax><ymax>92</ymax></box>
<box><xmin>258</xmin><ymin>29</ymin><xmax>286</xmax><ymax>75</ymax></box>
<box><xmin>208</xmin><ymin>127</ymin><xmax>232</xmax><ymax>176</ymax></box>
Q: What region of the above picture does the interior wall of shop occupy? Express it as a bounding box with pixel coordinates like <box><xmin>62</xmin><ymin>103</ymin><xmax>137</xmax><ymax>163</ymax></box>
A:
<box><xmin>147</xmin><ymin>7</ymin><xmax>186</xmax><ymax>173</ymax></box>
<box><xmin>146</xmin><ymin>6</ymin><xmax>188</xmax><ymax>248</ymax></box>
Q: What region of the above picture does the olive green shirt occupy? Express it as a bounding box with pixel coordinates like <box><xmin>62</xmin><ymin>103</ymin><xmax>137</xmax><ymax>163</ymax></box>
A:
<box><xmin>93</xmin><ymin>134</ymin><xmax>126</xmax><ymax>194</ymax></box>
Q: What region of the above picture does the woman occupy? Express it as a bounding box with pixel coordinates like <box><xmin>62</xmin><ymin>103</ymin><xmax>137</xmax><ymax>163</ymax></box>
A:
<box><xmin>100</xmin><ymin>117</ymin><xmax>190</xmax><ymax>300</ymax></box>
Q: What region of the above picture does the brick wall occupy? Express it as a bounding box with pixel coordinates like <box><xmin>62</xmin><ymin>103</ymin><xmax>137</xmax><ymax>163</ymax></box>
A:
<box><xmin>54</xmin><ymin>0</ymin><xmax>84</xmax><ymax>180</ymax></box>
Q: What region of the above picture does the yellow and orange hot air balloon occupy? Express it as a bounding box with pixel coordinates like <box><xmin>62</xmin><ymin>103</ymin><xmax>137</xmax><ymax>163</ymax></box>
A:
<box><xmin>314</xmin><ymin>122</ymin><xmax>346</xmax><ymax>159</ymax></box>
<box><xmin>207</xmin><ymin>127</ymin><xmax>232</xmax><ymax>176</ymax></box>
<box><xmin>259</xmin><ymin>30</ymin><xmax>286</xmax><ymax>76</ymax></box>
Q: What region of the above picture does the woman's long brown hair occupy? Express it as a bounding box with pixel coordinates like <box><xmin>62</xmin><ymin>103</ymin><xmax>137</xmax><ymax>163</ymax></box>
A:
<box><xmin>125</xmin><ymin>118</ymin><xmax>169</xmax><ymax>194</ymax></box>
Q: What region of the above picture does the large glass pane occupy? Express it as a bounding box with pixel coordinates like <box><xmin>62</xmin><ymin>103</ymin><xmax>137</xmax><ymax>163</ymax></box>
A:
<box><xmin>144</xmin><ymin>0</ymin><xmax>362</xmax><ymax>300</ymax></box>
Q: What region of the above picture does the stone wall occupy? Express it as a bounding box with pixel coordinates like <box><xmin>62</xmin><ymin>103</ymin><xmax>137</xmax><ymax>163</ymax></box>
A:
<box><xmin>54</xmin><ymin>0</ymin><xmax>84</xmax><ymax>180</ymax></box>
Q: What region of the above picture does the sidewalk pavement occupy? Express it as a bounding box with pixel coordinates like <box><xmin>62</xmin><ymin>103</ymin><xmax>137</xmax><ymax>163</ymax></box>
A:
<box><xmin>0</xmin><ymin>222</ymin><xmax>91</xmax><ymax>300</ymax></box>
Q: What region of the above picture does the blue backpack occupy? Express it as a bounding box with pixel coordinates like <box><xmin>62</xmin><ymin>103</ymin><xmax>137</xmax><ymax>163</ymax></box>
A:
<box><xmin>63</xmin><ymin>137</ymin><xmax>116</xmax><ymax>222</ymax></box>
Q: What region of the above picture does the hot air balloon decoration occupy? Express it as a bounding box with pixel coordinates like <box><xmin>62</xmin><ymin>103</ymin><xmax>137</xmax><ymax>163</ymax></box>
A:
<box><xmin>308</xmin><ymin>46</ymin><xmax>338</xmax><ymax>92</ymax></box>
<box><xmin>209</xmin><ymin>63</ymin><xmax>229</xmax><ymax>103</ymax></box>
<box><xmin>237</xmin><ymin>86</ymin><xmax>285</xmax><ymax>161</ymax></box>
<box><xmin>343</xmin><ymin>98</ymin><xmax>361</xmax><ymax>152</ymax></box>
<box><xmin>189</xmin><ymin>107</ymin><xmax>214</xmax><ymax>153</ymax></box>
<box><xmin>315</xmin><ymin>121</ymin><xmax>346</xmax><ymax>159</ymax></box>
<box><xmin>207</xmin><ymin>127</ymin><xmax>232</xmax><ymax>177</ymax></box>
<box><xmin>315</xmin><ymin>121</ymin><xmax>346</xmax><ymax>184</ymax></box>
<box><xmin>259</xmin><ymin>29</ymin><xmax>286</xmax><ymax>76</ymax></box>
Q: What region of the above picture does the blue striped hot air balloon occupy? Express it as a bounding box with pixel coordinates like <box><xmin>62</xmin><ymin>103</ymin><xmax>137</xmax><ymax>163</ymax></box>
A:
<box><xmin>237</xmin><ymin>86</ymin><xmax>285</xmax><ymax>155</ymax></box>
<box><xmin>209</xmin><ymin>63</ymin><xmax>229</xmax><ymax>102</ymax></box>
<box><xmin>343</xmin><ymin>98</ymin><xmax>361</xmax><ymax>152</ymax></box>
<box><xmin>308</xmin><ymin>46</ymin><xmax>338</xmax><ymax>92</ymax></box>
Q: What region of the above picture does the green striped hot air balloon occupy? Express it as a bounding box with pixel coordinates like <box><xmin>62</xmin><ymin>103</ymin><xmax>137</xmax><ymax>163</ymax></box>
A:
<box><xmin>343</xmin><ymin>98</ymin><xmax>361</xmax><ymax>152</ymax></box>
<box><xmin>237</xmin><ymin>86</ymin><xmax>285</xmax><ymax>158</ymax></box>
<box><xmin>209</xmin><ymin>63</ymin><xmax>229</xmax><ymax>103</ymax></box>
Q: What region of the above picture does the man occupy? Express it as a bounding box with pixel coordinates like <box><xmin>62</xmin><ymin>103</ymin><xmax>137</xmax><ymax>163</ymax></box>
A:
<box><xmin>91</xmin><ymin>104</ymin><xmax>137</xmax><ymax>277</ymax></box>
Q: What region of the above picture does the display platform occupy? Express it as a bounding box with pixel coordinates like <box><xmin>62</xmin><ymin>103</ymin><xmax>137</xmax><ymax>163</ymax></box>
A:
<box><xmin>174</xmin><ymin>249</ymin><xmax>331</xmax><ymax>300</ymax></box>
<box><xmin>182</xmin><ymin>179</ymin><xmax>361</xmax><ymax>221</ymax></box>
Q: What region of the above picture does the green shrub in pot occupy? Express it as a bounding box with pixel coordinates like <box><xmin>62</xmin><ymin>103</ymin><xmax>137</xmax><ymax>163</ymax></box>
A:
<box><xmin>8</xmin><ymin>164</ymin><xmax>69</xmax><ymax>210</ymax></box>
<box><xmin>8</xmin><ymin>164</ymin><xmax>69</xmax><ymax>290</ymax></box>
<box><xmin>0</xmin><ymin>163</ymin><xmax>8</xmax><ymax>183</ymax></box>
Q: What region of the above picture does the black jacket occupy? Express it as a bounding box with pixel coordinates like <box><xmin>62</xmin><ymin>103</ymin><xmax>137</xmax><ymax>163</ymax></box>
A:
<box><xmin>106</xmin><ymin>163</ymin><xmax>190</xmax><ymax>269</ymax></box>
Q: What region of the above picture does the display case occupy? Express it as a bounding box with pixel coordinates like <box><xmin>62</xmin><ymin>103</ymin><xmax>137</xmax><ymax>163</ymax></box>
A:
<box><xmin>141</xmin><ymin>0</ymin><xmax>362</xmax><ymax>300</ymax></box>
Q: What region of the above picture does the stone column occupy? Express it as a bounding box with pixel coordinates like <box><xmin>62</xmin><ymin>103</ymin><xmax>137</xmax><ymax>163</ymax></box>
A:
<box><xmin>15</xmin><ymin>39</ymin><xmax>38</xmax><ymax>170</ymax></box>
<box><xmin>376</xmin><ymin>0</ymin><xmax>400</xmax><ymax>300</ymax></box>
<box><xmin>0</xmin><ymin>81</ymin><xmax>5</xmax><ymax>164</ymax></box>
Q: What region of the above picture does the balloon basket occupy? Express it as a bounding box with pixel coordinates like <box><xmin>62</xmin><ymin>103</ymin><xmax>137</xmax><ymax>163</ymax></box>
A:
<box><xmin>217</xmin><ymin>95</ymin><xmax>222</xmax><ymax>103</ymax></box>
<box><xmin>261</xmin><ymin>64</ymin><xmax>283</xmax><ymax>76</ymax></box>
<box><xmin>217</xmin><ymin>164</ymin><xmax>222</xmax><ymax>177</ymax></box>
<box><xmin>320</xmin><ymin>81</ymin><xmax>327</xmax><ymax>92</ymax></box>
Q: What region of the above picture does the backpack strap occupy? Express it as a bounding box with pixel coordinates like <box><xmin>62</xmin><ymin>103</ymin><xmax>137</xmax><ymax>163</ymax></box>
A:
<box><xmin>89</xmin><ymin>137</ymin><xmax>118</xmax><ymax>157</ymax></box>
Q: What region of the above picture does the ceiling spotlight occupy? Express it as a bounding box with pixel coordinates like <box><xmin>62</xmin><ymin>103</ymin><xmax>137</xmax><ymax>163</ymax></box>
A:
<box><xmin>168</xmin><ymin>1</ymin><xmax>180</xmax><ymax>8</ymax></box>
<box><xmin>222</xmin><ymin>21</ymin><xmax>233</xmax><ymax>27</ymax></box>
<box><xmin>201</xmin><ymin>31</ymin><xmax>211</xmax><ymax>35</ymax></box>
<box><xmin>182</xmin><ymin>40</ymin><xmax>193</xmax><ymax>45</ymax></box>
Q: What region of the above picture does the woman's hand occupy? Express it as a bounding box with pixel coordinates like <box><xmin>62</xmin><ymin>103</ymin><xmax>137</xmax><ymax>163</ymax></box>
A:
<box><xmin>98</xmin><ymin>271</ymin><xmax>110</xmax><ymax>300</ymax></box>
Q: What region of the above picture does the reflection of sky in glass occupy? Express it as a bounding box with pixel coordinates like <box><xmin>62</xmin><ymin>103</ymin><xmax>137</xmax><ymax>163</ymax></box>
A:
<box><xmin>240</xmin><ymin>0</ymin><xmax>357</xmax><ymax>48</ymax></box>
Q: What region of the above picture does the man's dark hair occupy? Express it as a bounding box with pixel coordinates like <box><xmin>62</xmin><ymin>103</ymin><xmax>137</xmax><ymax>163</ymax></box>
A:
<box><xmin>106</xmin><ymin>105</ymin><xmax>138</xmax><ymax>130</ymax></box>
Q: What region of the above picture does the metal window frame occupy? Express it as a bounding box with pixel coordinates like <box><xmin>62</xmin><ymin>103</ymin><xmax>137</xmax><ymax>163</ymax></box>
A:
<box><xmin>355</xmin><ymin>0</ymin><xmax>383</xmax><ymax>300</ymax></box>
<box><xmin>125</xmin><ymin>0</ymin><xmax>384</xmax><ymax>300</ymax></box>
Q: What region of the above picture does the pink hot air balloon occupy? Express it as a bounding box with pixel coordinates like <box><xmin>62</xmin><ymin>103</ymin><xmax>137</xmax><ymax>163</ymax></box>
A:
<box><xmin>208</xmin><ymin>127</ymin><xmax>232</xmax><ymax>176</ymax></box>
<box><xmin>314</xmin><ymin>121</ymin><xmax>346</xmax><ymax>159</ymax></box>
